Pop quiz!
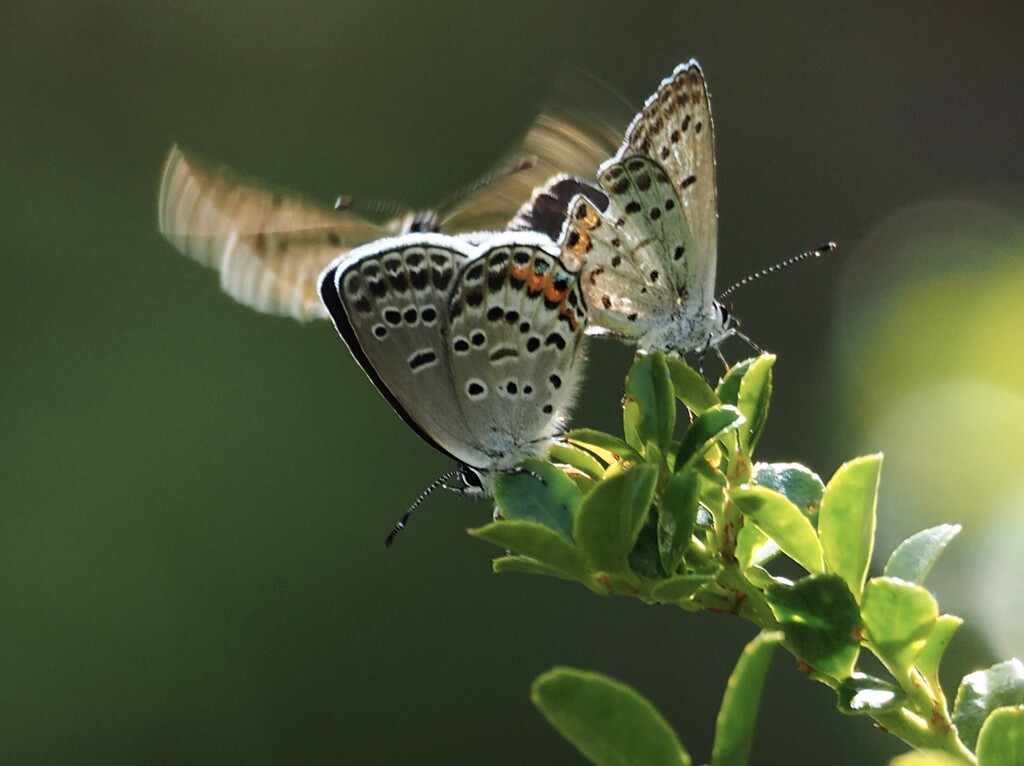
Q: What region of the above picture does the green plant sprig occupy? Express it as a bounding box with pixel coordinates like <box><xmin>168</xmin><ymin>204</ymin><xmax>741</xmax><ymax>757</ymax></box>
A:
<box><xmin>468</xmin><ymin>352</ymin><xmax>1024</xmax><ymax>766</ymax></box>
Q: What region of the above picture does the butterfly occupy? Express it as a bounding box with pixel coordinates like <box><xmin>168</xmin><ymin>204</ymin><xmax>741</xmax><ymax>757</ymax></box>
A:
<box><xmin>157</xmin><ymin>79</ymin><xmax>628</xmax><ymax>322</ymax></box>
<box><xmin>555</xmin><ymin>60</ymin><xmax>749</xmax><ymax>357</ymax></box>
<box><xmin>318</xmin><ymin>230</ymin><xmax>588</xmax><ymax>545</ymax></box>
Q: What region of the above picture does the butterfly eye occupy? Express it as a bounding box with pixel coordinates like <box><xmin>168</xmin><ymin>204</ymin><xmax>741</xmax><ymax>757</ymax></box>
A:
<box><xmin>461</xmin><ymin>467</ymin><xmax>485</xmax><ymax>491</ymax></box>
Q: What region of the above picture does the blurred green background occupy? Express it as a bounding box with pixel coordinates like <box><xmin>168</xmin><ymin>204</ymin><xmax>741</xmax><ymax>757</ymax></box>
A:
<box><xmin>3</xmin><ymin>2</ymin><xmax>1023</xmax><ymax>763</ymax></box>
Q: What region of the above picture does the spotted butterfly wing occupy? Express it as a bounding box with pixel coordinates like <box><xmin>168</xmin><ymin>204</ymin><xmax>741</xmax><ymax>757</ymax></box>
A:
<box><xmin>559</xmin><ymin>60</ymin><xmax>729</xmax><ymax>355</ymax></box>
<box><xmin>319</xmin><ymin>231</ymin><xmax>586</xmax><ymax>491</ymax></box>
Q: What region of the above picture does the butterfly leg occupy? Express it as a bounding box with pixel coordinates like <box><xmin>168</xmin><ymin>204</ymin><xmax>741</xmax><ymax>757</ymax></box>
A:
<box><xmin>731</xmin><ymin>328</ymin><xmax>764</xmax><ymax>355</ymax></box>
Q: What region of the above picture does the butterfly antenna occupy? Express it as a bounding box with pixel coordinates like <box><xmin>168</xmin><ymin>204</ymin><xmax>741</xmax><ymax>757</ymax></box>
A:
<box><xmin>435</xmin><ymin>155</ymin><xmax>537</xmax><ymax>214</ymax></box>
<box><xmin>384</xmin><ymin>466</ymin><xmax>464</xmax><ymax>548</ymax></box>
<box><xmin>717</xmin><ymin>242</ymin><xmax>837</xmax><ymax>301</ymax></box>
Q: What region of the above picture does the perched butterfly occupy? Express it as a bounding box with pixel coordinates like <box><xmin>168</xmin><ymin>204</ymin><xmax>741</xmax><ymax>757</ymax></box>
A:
<box><xmin>157</xmin><ymin>80</ymin><xmax>627</xmax><ymax>322</ymax></box>
<box><xmin>318</xmin><ymin>231</ymin><xmax>588</xmax><ymax>545</ymax></box>
<box><xmin>555</xmin><ymin>60</ymin><xmax>832</xmax><ymax>358</ymax></box>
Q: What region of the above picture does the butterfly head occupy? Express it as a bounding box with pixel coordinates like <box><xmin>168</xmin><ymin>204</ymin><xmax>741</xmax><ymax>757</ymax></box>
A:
<box><xmin>446</xmin><ymin>465</ymin><xmax>489</xmax><ymax>498</ymax></box>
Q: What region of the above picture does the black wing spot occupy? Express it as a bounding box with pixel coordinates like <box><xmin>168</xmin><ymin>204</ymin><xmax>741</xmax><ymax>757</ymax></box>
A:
<box><xmin>384</xmin><ymin>308</ymin><xmax>402</xmax><ymax>325</ymax></box>
<box><xmin>471</xmin><ymin>331</ymin><xmax>486</xmax><ymax>347</ymax></box>
<box><xmin>408</xmin><ymin>350</ymin><xmax>437</xmax><ymax>371</ymax></box>
<box><xmin>549</xmin><ymin>374</ymin><xmax>562</xmax><ymax>389</ymax></box>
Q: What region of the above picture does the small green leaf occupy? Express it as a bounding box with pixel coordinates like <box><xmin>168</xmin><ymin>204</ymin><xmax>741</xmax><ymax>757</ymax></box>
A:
<box><xmin>735</xmin><ymin>354</ymin><xmax>775</xmax><ymax>454</ymax></box>
<box><xmin>494</xmin><ymin>458</ymin><xmax>581</xmax><ymax>540</ymax></box>
<box><xmin>952</xmin><ymin>659</ymin><xmax>1024</xmax><ymax>751</ymax></box>
<box><xmin>730</xmin><ymin>487</ymin><xmax>825</xmax><ymax>574</ymax></box>
<box><xmin>675</xmin><ymin>406</ymin><xmax>745</xmax><ymax>471</ymax></box>
<box><xmin>650</xmin><ymin>573</ymin><xmax>717</xmax><ymax>605</ymax></box>
<box><xmin>711</xmin><ymin>631</ymin><xmax>780</xmax><ymax>766</ymax></box>
<box><xmin>665</xmin><ymin>357</ymin><xmax>719</xmax><ymax>414</ymax></box>
<box><xmin>917</xmin><ymin>614</ymin><xmax>963</xmax><ymax>699</ymax></box>
<box><xmin>493</xmin><ymin>555</ymin><xmax>579</xmax><ymax>581</ymax></box>
<box><xmin>628</xmin><ymin>516</ymin><xmax>667</xmax><ymax>580</ymax></box>
<box><xmin>735</xmin><ymin>523</ymin><xmax>779</xmax><ymax>571</ymax></box>
<box><xmin>550</xmin><ymin>443</ymin><xmax>607</xmax><ymax>480</ymax></box>
<box><xmin>567</xmin><ymin>429</ymin><xmax>642</xmax><ymax>466</ymax></box>
<box><xmin>575</xmin><ymin>465</ymin><xmax>659</xmax><ymax>576</ymax></box>
<box><xmin>752</xmin><ymin>462</ymin><xmax>825</xmax><ymax>517</ymax></box>
<box><xmin>768</xmin><ymin>574</ymin><xmax>861</xmax><ymax>679</ymax></box>
<box><xmin>657</xmin><ymin>470</ymin><xmax>700</xmax><ymax>575</ymax></box>
<box><xmin>469</xmin><ymin>520</ymin><xmax>589</xmax><ymax>581</ymax></box>
<box><xmin>882</xmin><ymin>524</ymin><xmax>961</xmax><ymax>585</ymax></box>
<box><xmin>716</xmin><ymin>358</ymin><xmax>757</xmax><ymax>406</ymax></box>
<box><xmin>623</xmin><ymin>351</ymin><xmax>675</xmax><ymax>459</ymax></box>
<box><xmin>819</xmin><ymin>455</ymin><xmax>882</xmax><ymax>601</ymax></box>
<box><xmin>532</xmin><ymin>667</ymin><xmax>692</xmax><ymax>766</ymax></box>
<box><xmin>861</xmin><ymin>577</ymin><xmax>938</xmax><ymax>680</ymax></box>
<box><xmin>976</xmin><ymin>705</ymin><xmax>1024</xmax><ymax>766</ymax></box>
<box><xmin>836</xmin><ymin>672</ymin><xmax>906</xmax><ymax>716</ymax></box>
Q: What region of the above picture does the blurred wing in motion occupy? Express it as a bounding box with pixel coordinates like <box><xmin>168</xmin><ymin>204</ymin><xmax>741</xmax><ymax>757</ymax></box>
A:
<box><xmin>158</xmin><ymin>68</ymin><xmax>634</xmax><ymax>321</ymax></box>
<box><xmin>158</xmin><ymin>145</ymin><xmax>390</xmax><ymax>321</ymax></box>
<box><xmin>441</xmin><ymin>66</ymin><xmax>633</xmax><ymax>234</ymax></box>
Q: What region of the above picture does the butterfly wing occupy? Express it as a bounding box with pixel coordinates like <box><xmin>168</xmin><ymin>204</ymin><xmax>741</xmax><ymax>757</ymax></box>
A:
<box><xmin>441</xmin><ymin>68</ymin><xmax>631</xmax><ymax>234</ymax></box>
<box><xmin>318</xmin><ymin>233</ymin><xmax>493</xmax><ymax>467</ymax></box>
<box><xmin>446</xmin><ymin>232</ymin><xmax>587</xmax><ymax>473</ymax></box>
<box><xmin>159</xmin><ymin>145</ymin><xmax>389</xmax><ymax>320</ymax></box>
<box><xmin>561</xmin><ymin>155</ymin><xmax>693</xmax><ymax>338</ymax></box>
<box><xmin>616</xmin><ymin>60</ymin><xmax>718</xmax><ymax>310</ymax></box>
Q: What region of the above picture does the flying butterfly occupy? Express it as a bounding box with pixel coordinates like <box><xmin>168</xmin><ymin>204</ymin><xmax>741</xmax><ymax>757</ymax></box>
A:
<box><xmin>157</xmin><ymin>72</ymin><xmax>629</xmax><ymax>321</ymax></box>
<box><xmin>554</xmin><ymin>60</ymin><xmax>833</xmax><ymax>359</ymax></box>
<box><xmin>318</xmin><ymin>231</ymin><xmax>588</xmax><ymax>545</ymax></box>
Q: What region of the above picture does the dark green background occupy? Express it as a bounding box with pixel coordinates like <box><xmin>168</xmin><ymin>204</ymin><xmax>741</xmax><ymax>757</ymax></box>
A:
<box><xmin>3</xmin><ymin>2</ymin><xmax>1022</xmax><ymax>763</ymax></box>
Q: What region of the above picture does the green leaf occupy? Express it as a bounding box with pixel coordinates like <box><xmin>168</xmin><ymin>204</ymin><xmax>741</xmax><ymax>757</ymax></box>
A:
<box><xmin>716</xmin><ymin>358</ymin><xmax>757</xmax><ymax>406</ymax></box>
<box><xmin>819</xmin><ymin>455</ymin><xmax>882</xmax><ymax>601</ymax></box>
<box><xmin>861</xmin><ymin>577</ymin><xmax>938</xmax><ymax>680</ymax></box>
<box><xmin>665</xmin><ymin>357</ymin><xmax>719</xmax><ymax>414</ymax></box>
<box><xmin>752</xmin><ymin>462</ymin><xmax>825</xmax><ymax>517</ymax></box>
<box><xmin>768</xmin><ymin>574</ymin><xmax>861</xmax><ymax>679</ymax></box>
<box><xmin>494</xmin><ymin>458</ymin><xmax>581</xmax><ymax>540</ymax></box>
<box><xmin>674</xmin><ymin>406</ymin><xmax>745</xmax><ymax>472</ymax></box>
<box><xmin>532</xmin><ymin>667</ymin><xmax>692</xmax><ymax>766</ymax></box>
<box><xmin>882</xmin><ymin>524</ymin><xmax>961</xmax><ymax>585</ymax></box>
<box><xmin>650</xmin><ymin>573</ymin><xmax>718</xmax><ymax>605</ymax></box>
<box><xmin>836</xmin><ymin>672</ymin><xmax>906</xmax><ymax>716</ymax></box>
<box><xmin>976</xmin><ymin>705</ymin><xmax>1024</xmax><ymax>766</ymax></box>
<box><xmin>657</xmin><ymin>471</ymin><xmax>700</xmax><ymax>575</ymax></box>
<box><xmin>735</xmin><ymin>354</ymin><xmax>775</xmax><ymax>454</ymax></box>
<box><xmin>623</xmin><ymin>351</ymin><xmax>675</xmax><ymax>459</ymax></box>
<box><xmin>952</xmin><ymin>659</ymin><xmax>1024</xmax><ymax>751</ymax></box>
<box><xmin>469</xmin><ymin>520</ymin><xmax>588</xmax><ymax>581</ymax></box>
<box><xmin>575</xmin><ymin>465</ymin><xmax>659</xmax><ymax>576</ymax></box>
<box><xmin>917</xmin><ymin>614</ymin><xmax>963</xmax><ymax>699</ymax></box>
<box><xmin>550</xmin><ymin>443</ymin><xmax>607</xmax><ymax>480</ymax></box>
<box><xmin>730</xmin><ymin>487</ymin><xmax>825</xmax><ymax>574</ymax></box>
<box><xmin>711</xmin><ymin>631</ymin><xmax>780</xmax><ymax>766</ymax></box>
<box><xmin>493</xmin><ymin>555</ymin><xmax>580</xmax><ymax>581</ymax></box>
<box><xmin>567</xmin><ymin>429</ymin><xmax>642</xmax><ymax>466</ymax></box>
<box><xmin>628</xmin><ymin>516</ymin><xmax>667</xmax><ymax>580</ymax></box>
<box><xmin>735</xmin><ymin>523</ymin><xmax>779</xmax><ymax>571</ymax></box>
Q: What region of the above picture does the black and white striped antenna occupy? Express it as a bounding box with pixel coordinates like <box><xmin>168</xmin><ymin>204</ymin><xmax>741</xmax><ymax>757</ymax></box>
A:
<box><xmin>717</xmin><ymin>242</ymin><xmax>837</xmax><ymax>302</ymax></box>
<box><xmin>384</xmin><ymin>466</ymin><xmax>464</xmax><ymax>548</ymax></box>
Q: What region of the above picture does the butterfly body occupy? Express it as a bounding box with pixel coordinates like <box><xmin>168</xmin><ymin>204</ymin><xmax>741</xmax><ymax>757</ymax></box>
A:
<box><xmin>319</xmin><ymin>230</ymin><xmax>587</xmax><ymax>494</ymax></box>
